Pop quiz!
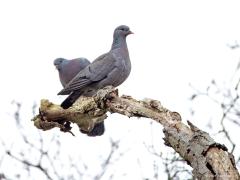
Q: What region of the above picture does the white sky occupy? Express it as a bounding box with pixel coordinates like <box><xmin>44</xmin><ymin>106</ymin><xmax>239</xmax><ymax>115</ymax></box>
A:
<box><xmin>0</xmin><ymin>0</ymin><xmax>240</xmax><ymax>179</ymax></box>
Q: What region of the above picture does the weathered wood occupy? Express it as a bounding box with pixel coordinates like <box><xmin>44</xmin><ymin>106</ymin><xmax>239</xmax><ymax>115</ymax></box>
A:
<box><xmin>32</xmin><ymin>86</ymin><xmax>240</xmax><ymax>179</ymax></box>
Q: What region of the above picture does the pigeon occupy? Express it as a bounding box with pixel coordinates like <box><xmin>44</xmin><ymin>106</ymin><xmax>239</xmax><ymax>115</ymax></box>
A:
<box><xmin>54</xmin><ymin>57</ymin><xmax>104</xmax><ymax>136</ymax></box>
<box><xmin>58</xmin><ymin>25</ymin><xmax>133</xmax><ymax>136</ymax></box>
<box><xmin>54</xmin><ymin>57</ymin><xmax>90</xmax><ymax>87</ymax></box>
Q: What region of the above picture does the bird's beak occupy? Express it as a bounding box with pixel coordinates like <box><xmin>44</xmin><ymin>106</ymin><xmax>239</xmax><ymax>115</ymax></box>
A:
<box><xmin>128</xmin><ymin>31</ymin><xmax>134</xmax><ymax>35</ymax></box>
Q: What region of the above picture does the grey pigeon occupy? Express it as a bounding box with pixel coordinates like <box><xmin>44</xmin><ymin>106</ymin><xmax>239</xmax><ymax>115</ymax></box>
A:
<box><xmin>54</xmin><ymin>57</ymin><xmax>104</xmax><ymax>136</ymax></box>
<box><xmin>58</xmin><ymin>25</ymin><xmax>133</xmax><ymax>136</ymax></box>
<box><xmin>54</xmin><ymin>57</ymin><xmax>90</xmax><ymax>87</ymax></box>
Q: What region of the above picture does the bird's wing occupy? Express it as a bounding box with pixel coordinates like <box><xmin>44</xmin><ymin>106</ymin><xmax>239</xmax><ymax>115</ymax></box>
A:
<box><xmin>58</xmin><ymin>53</ymin><xmax>116</xmax><ymax>95</ymax></box>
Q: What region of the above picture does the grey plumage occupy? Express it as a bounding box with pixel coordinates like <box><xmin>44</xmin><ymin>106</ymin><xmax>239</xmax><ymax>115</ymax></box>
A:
<box><xmin>58</xmin><ymin>25</ymin><xmax>133</xmax><ymax>136</ymax></box>
<box><xmin>54</xmin><ymin>57</ymin><xmax>90</xmax><ymax>87</ymax></box>
<box><xmin>54</xmin><ymin>57</ymin><xmax>105</xmax><ymax>136</ymax></box>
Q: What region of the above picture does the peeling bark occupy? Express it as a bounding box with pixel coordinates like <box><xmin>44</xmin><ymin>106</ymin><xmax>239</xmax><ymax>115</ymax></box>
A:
<box><xmin>32</xmin><ymin>86</ymin><xmax>240</xmax><ymax>179</ymax></box>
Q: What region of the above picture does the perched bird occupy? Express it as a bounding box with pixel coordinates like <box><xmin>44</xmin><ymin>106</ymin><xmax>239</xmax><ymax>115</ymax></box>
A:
<box><xmin>54</xmin><ymin>57</ymin><xmax>102</xmax><ymax>136</ymax></box>
<box><xmin>58</xmin><ymin>25</ymin><xmax>133</xmax><ymax>136</ymax></box>
<box><xmin>54</xmin><ymin>57</ymin><xmax>90</xmax><ymax>87</ymax></box>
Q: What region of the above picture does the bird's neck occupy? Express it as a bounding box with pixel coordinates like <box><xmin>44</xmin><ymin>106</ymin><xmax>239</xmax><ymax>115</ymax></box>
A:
<box><xmin>111</xmin><ymin>36</ymin><xmax>128</xmax><ymax>50</ymax></box>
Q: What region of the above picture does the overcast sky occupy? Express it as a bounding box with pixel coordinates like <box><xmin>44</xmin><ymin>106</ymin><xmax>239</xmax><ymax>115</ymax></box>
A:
<box><xmin>0</xmin><ymin>0</ymin><xmax>240</xmax><ymax>179</ymax></box>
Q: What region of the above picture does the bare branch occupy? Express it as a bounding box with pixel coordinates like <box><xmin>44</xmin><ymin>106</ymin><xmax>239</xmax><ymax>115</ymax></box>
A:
<box><xmin>6</xmin><ymin>150</ymin><xmax>53</xmax><ymax>180</ymax></box>
<box><xmin>190</xmin><ymin>77</ymin><xmax>240</xmax><ymax>155</ymax></box>
<box><xmin>33</xmin><ymin>86</ymin><xmax>240</xmax><ymax>179</ymax></box>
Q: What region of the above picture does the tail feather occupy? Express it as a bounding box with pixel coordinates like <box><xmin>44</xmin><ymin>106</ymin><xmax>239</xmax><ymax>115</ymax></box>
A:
<box><xmin>81</xmin><ymin>122</ymin><xmax>105</xmax><ymax>137</ymax></box>
<box><xmin>61</xmin><ymin>91</ymin><xmax>105</xmax><ymax>136</ymax></box>
<box><xmin>61</xmin><ymin>91</ymin><xmax>82</xmax><ymax>109</ymax></box>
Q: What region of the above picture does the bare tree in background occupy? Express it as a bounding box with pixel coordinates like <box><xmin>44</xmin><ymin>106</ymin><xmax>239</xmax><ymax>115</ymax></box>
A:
<box><xmin>0</xmin><ymin>102</ymin><xmax>126</xmax><ymax>180</ymax></box>
<box><xmin>190</xmin><ymin>43</ymin><xmax>240</xmax><ymax>164</ymax></box>
<box><xmin>2</xmin><ymin>74</ymin><xmax>240</xmax><ymax>179</ymax></box>
<box><xmin>1</xmin><ymin>43</ymin><xmax>240</xmax><ymax>179</ymax></box>
<box><xmin>144</xmin><ymin>73</ymin><xmax>240</xmax><ymax>179</ymax></box>
<box><xmin>143</xmin><ymin>43</ymin><xmax>240</xmax><ymax>179</ymax></box>
<box><xmin>190</xmin><ymin>77</ymin><xmax>240</xmax><ymax>161</ymax></box>
<box><xmin>144</xmin><ymin>134</ymin><xmax>192</xmax><ymax>180</ymax></box>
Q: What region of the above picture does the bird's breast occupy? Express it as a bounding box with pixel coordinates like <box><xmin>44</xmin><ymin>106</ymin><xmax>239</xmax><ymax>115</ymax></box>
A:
<box><xmin>112</xmin><ymin>48</ymin><xmax>131</xmax><ymax>86</ymax></box>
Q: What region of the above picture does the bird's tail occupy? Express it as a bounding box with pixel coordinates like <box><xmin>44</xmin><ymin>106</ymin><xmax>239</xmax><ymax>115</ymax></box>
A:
<box><xmin>61</xmin><ymin>91</ymin><xmax>82</xmax><ymax>109</ymax></box>
<box><xmin>61</xmin><ymin>91</ymin><xmax>105</xmax><ymax>136</ymax></box>
<box><xmin>80</xmin><ymin>122</ymin><xmax>105</xmax><ymax>137</ymax></box>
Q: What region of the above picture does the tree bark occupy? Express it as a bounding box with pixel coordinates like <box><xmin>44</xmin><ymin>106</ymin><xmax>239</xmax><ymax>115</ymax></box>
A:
<box><xmin>33</xmin><ymin>86</ymin><xmax>240</xmax><ymax>180</ymax></box>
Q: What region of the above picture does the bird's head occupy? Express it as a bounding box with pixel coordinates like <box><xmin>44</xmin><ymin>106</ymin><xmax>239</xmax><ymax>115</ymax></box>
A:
<box><xmin>114</xmin><ymin>25</ymin><xmax>133</xmax><ymax>38</ymax></box>
<box><xmin>53</xmin><ymin>58</ymin><xmax>67</xmax><ymax>70</ymax></box>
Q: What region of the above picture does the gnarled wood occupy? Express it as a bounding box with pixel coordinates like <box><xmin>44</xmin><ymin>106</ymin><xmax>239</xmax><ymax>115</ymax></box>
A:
<box><xmin>32</xmin><ymin>86</ymin><xmax>240</xmax><ymax>179</ymax></box>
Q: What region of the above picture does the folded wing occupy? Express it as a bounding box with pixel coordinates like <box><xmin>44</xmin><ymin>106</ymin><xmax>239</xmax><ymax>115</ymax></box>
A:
<box><xmin>58</xmin><ymin>53</ymin><xmax>116</xmax><ymax>95</ymax></box>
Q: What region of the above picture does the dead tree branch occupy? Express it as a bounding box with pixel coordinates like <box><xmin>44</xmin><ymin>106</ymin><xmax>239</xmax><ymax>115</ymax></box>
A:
<box><xmin>33</xmin><ymin>86</ymin><xmax>240</xmax><ymax>179</ymax></box>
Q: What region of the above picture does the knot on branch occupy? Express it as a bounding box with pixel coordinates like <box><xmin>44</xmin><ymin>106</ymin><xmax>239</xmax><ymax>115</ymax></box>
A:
<box><xmin>94</xmin><ymin>86</ymin><xmax>118</xmax><ymax>108</ymax></box>
<box><xmin>142</xmin><ymin>98</ymin><xmax>164</xmax><ymax>112</ymax></box>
